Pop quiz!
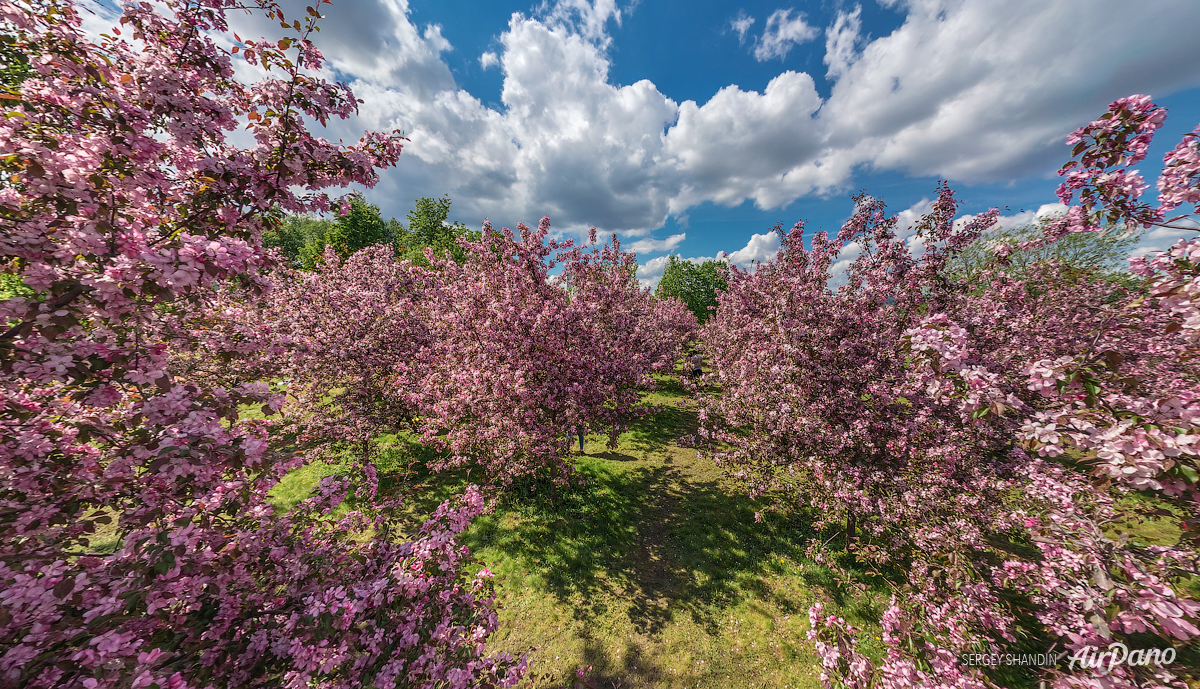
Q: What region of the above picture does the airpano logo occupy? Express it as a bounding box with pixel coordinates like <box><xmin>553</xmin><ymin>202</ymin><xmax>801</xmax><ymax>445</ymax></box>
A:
<box><xmin>1067</xmin><ymin>643</ymin><xmax>1176</xmax><ymax>672</ymax></box>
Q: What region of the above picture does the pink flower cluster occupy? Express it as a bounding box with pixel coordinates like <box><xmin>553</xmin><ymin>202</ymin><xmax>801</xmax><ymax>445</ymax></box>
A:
<box><xmin>1158</xmin><ymin>125</ymin><xmax>1200</xmax><ymax>214</ymax></box>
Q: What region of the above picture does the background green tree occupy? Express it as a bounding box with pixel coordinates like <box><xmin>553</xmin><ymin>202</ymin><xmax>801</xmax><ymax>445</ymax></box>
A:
<box><xmin>265</xmin><ymin>194</ymin><xmax>398</xmax><ymax>268</ymax></box>
<box><xmin>395</xmin><ymin>195</ymin><xmax>479</xmax><ymax>266</ymax></box>
<box><xmin>302</xmin><ymin>194</ymin><xmax>397</xmax><ymax>268</ymax></box>
<box><xmin>0</xmin><ymin>34</ymin><xmax>31</xmax><ymax>92</ymax></box>
<box><xmin>264</xmin><ymin>194</ymin><xmax>481</xmax><ymax>269</ymax></box>
<box><xmin>655</xmin><ymin>255</ymin><xmax>728</xmax><ymax>324</ymax></box>
<box><xmin>945</xmin><ymin>219</ymin><xmax>1142</xmax><ymax>288</ymax></box>
<box><xmin>263</xmin><ymin>214</ymin><xmax>330</xmax><ymax>267</ymax></box>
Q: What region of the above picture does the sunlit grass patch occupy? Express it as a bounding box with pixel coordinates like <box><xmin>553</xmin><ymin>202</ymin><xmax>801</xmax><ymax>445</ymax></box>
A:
<box><xmin>263</xmin><ymin>374</ymin><xmax>896</xmax><ymax>688</ymax></box>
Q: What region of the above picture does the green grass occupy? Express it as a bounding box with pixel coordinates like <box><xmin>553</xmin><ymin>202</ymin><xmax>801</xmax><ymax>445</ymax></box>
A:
<box><xmin>269</xmin><ymin>459</ymin><xmax>345</xmax><ymax>513</ymax></box>
<box><xmin>467</xmin><ymin>379</ymin><xmax>896</xmax><ymax>688</ymax></box>
<box><xmin>268</xmin><ymin>374</ymin><xmax>891</xmax><ymax>688</ymax></box>
<box><xmin>469</xmin><ymin>446</ymin><xmax>875</xmax><ymax>689</ymax></box>
<box><xmin>43</xmin><ymin>364</ymin><xmax>1196</xmax><ymax>687</ymax></box>
<box><xmin>1107</xmin><ymin>491</ymin><xmax>1185</xmax><ymax>547</ymax></box>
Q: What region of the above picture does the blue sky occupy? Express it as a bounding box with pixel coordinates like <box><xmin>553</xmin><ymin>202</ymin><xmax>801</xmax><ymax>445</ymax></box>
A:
<box><xmin>207</xmin><ymin>0</ymin><xmax>1200</xmax><ymax>285</ymax></box>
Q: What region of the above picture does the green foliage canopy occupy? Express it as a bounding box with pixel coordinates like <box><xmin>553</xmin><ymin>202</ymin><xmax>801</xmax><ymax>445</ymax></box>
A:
<box><xmin>264</xmin><ymin>194</ymin><xmax>479</xmax><ymax>269</ymax></box>
<box><xmin>945</xmin><ymin>219</ymin><xmax>1142</xmax><ymax>289</ymax></box>
<box><xmin>264</xmin><ymin>193</ymin><xmax>397</xmax><ymax>269</ymax></box>
<box><xmin>395</xmin><ymin>195</ymin><xmax>480</xmax><ymax>266</ymax></box>
<box><xmin>655</xmin><ymin>255</ymin><xmax>728</xmax><ymax>324</ymax></box>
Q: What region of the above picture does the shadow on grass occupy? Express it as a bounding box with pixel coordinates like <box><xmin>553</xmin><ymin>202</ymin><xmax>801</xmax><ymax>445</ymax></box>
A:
<box><xmin>463</xmin><ymin>452</ymin><xmax>865</xmax><ymax>638</ymax></box>
<box><xmin>623</xmin><ymin>404</ymin><xmax>699</xmax><ymax>458</ymax></box>
<box><xmin>462</xmin><ymin>379</ymin><xmax>894</xmax><ymax>648</ymax></box>
<box><xmin>589</xmin><ymin>451</ymin><xmax>641</xmax><ymax>462</ymax></box>
<box><xmin>275</xmin><ymin>392</ymin><xmax>891</xmax><ymax>640</ymax></box>
<box><xmin>270</xmin><ymin>377</ymin><xmax>906</xmax><ymax>687</ymax></box>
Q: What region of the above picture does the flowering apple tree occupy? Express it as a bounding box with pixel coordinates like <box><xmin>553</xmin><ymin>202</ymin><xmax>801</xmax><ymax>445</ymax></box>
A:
<box><xmin>413</xmin><ymin>221</ymin><xmax>694</xmax><ymax>487</ymax></box>
<box><xmin>556</xmin><ymin>227</ymin><xmax>697</xmax><ymax>438</ymax></box>
<box><xmin>0</xmin><ymin>1</ymin><xmax>524</xmax><ymax>687</ymax></box>
<box><xmin>700</xmin><ymin>96</ymin><xmax>1200</xmax><ymax>689</ymax></box>
<box><xmin>263</xmin><ymin>245</ymin><xmax>435</xmax><ymax>466</ymax></box>
<box><xmin>699</xmin><ymin>187</ymin><xmax>1025</xmax><ymax>688</ymax></box>
<box><xmin>905</xmin><ymin>95</ymin><xmax>1200</xmax><ymax>689</ymax></box>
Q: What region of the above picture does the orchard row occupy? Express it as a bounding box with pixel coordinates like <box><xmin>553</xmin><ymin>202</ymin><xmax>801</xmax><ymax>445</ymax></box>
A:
<box><xmin>2</xmin><ymin>1</ymin><xmax>1199</xmax><ymax>689</ymax></box>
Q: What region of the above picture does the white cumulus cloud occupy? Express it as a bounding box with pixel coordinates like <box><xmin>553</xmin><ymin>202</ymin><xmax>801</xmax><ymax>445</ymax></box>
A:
<box><xmin>628</xmin><ymin>233</ymin><xmax>687</xmax><ymax>254</ymax></box>
<box><xmin>731</xmin><ymin>11</ymin><xmax>756</xmax><ymax>44</ymax></box>
<box><xmin>823</xmin><ymin>5</ymin><xmax>862</xmax><ymax>80</ymax></box>
<box><xmin>722</xmin><ymin>231</ymin><xmax>782</xmax><ymax>268</ymax></box>
<box><xmin>636</xmin><ymin>232</ymin><xmax>782</xmax><ymax>289</ymax></box>
<box><xmin>637</xmin><ymin>255</ymin><xmax>674</xmax><ymax>289</ymax></box>
<box><xmin>207</xmin><ymin>0</ymin><xmax>1200</xmax><ymax>274</ymax></box>
<box><xmin>1132</xmin><ymin>220</ymin><xmax>1200</xmax><ymax>258</ymax></box>
<box><xmin>543</xmin><ymin>0</ymin><xmax>623</xmax><ymax>48</ymax></box>
<box><xmin>754</xmin><ymin>9</ymin><xmax>819</xmax><ymax>62</ymax></box>
<box><xmin>664</xmin><ymin>71</ymin><xmax>825</xmax><ymax>211</ymax></box>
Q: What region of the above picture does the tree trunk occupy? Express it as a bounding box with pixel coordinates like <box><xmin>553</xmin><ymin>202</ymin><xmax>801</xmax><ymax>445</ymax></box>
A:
<box><xmin>846</xmin><ymin>512</ymin><xmax>856</xmax><ymax>543</ymax></box>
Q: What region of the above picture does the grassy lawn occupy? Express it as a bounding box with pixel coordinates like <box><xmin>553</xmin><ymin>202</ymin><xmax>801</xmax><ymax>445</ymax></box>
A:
<box><xmin>469</xmin><ymin>421</ymin><xmax>869</xmax><ymax>689</ymax></box>
<box><xmin>268</xmin><ymin>375</ymin><xmax>891</xmax><ymax>689</ymax></box>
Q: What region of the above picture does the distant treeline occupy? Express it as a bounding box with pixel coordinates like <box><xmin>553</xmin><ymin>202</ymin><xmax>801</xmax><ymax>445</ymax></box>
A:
<box><xmin>265</xmin><ymin>194</ymin><xmax>480</xmax><ymax>269</ymax></box>
<box><xmin>653</xmin><ymin>219</ymin><xmax>1143</xmax><ymax>325</ymax></box>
